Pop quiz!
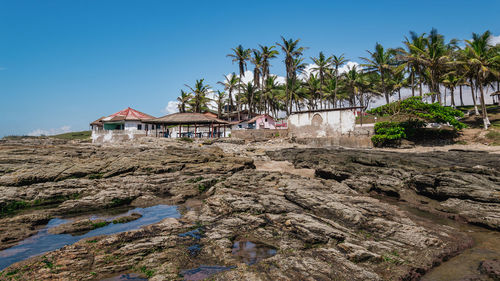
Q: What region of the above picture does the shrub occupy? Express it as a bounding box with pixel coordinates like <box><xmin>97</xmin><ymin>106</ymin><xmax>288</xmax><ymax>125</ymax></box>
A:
<box><xmin>368</xmin><ymin>96</ymin><xmax>466</xmax><ymax>129</ymax></box>
<box><xmin>178</xmin><ymin>137</ymin><xmax>193</xmax><ymax>142</ymax></box>
<box><xmin>371</xmin><ymin>122</ymin><xmax>407</xmax><ymax>147</ymax></box>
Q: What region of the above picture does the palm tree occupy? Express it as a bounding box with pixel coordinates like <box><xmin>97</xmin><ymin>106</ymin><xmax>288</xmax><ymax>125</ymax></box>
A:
<box><xmin>185</xmin><ymin>79</ymin><xmax>211</xmax><ymax>113</ymax></box>
<box><xmin>303</xmin><ymin>74</ymin><xmax>322</xmax><ymax>110</ymax></box>
<box><xmin>401</xmin><ymin>31</ymin><xmax>428</xmax><ymax>97</ymax></box>
<box><xmin>227</xmin><ymin>45</ymin><xmax>251</xmax><ymax>120</ymax></box>
<box><xmin>361</xmin><ymin>43</ymin><xmax>398</xmax><ymax>104</ymax></box>
<box><xmin>442</xmin><ymin>72</ymin><xmax>461</xmax><ymax>108</ymax></box>
<box><xmin>259</xmin><ymin>45</ymin><xmax>279</xmax><ymax>83</ymax></box>
<box><xmin>214</xmin><ymin>90</ymin><xmax>226</xmax><ymax>119</ymax></box>
<box><xmin>277</xmin><ymin>36</ymin><xmax>306</xmax><ymax>114</ymax></box>
<box><xmin>250</xmin><ymin>50</ymin><xmax>263</xmax><ymax>115</ymax></box>
<box><xmin>311</xmin><ymin>52</ymin><xmax>332</xmax><ymax>109</ymax></box>
<box><xmin>332</xmin><ymin>54</ymin><xmax>348</xmax><ymax>107</ymax></box>
<box><xmin>464</xmin><ymin>30</ymin><xmax>500</xmax><ymax>129</ymax></box>
<box><xmin>217</xmin><ymin>73</ymin><xmax>239</xmax><ymax>115</ymax></box>
<box><xmin>176</xmin><ymin>90</ymin><xmax>192</xmax><ymax>113</ymax></box>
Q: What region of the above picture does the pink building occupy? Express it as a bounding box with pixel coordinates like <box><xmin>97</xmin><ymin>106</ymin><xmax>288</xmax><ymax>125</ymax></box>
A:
<box><xmin>247</xmin><ymin>115</ymin><xmax>276</xmax><ymax>129</ymax></box>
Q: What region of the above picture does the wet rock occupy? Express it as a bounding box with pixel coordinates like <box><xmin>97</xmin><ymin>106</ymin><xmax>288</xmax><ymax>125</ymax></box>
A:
<box><xmin>479</xmin><ymin>259</ymin><xmax>500</xmax><ymax>280</ymax></box>
<box><xmin>48</xmin><ymin>219</ymin><xmax>110</xmax><ymax>235</ymax></box>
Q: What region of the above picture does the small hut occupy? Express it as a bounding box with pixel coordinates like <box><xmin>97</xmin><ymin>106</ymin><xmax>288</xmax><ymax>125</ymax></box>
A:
<box><xmin>145</xmin><ymin>112</ymin><xmax>229</xmax><ymax>138</ymax></box>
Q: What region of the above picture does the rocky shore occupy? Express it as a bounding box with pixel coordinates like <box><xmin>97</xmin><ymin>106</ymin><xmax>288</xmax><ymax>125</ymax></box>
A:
<box><xmin>0</xmin><ymin>137</ymin><xmax>499</xmax><ymax>280</ymax></box>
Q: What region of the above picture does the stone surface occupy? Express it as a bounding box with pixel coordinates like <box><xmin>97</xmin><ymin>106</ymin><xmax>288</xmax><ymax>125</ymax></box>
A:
<box><xmin>0</xmin><ymin>138</ymin><xmax>498</xmax><ymax>281</ymax></box>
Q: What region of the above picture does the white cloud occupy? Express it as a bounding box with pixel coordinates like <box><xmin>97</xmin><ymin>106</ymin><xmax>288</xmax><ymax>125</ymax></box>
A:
<box><xmin>164</xmin><ymin>100</ymin><xmax>179</xmax><ymax>114</ymax></box>
<box><xmin>490</xmin><ymin>34</ymin><xmax>500</xmax><ymax>46</ymax></box>
<box><xmin>28</xmin><ymin>125</ymin><xmax>71</xmax><ymax>136</ymax></box>
<box><xmin>0</xmin><ymin>67</ymin><xmax>6</xmax><ymax>71</ymax></box>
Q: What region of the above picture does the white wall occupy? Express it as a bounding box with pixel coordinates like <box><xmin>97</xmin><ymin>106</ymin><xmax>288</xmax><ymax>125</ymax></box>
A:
<box><xmin>288</xmin><ymin>109</ymin><xmax>357</xmax><ymax>138</ymax></box>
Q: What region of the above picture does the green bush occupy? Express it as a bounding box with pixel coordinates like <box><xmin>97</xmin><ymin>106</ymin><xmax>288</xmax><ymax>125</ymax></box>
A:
<box><xmin>178</xmin><ymin>137</ymin><xmax>193</xmax><ymax>142</ymax></box>
<box><xmin>368</xmin><ymin>96</ymin><xmax>466</xmax><ymax>129</ymax></box>
<box><xmin>371</xmin><ymin>122</ymin><xmax>407</xmax><ymax>147</ymax></box>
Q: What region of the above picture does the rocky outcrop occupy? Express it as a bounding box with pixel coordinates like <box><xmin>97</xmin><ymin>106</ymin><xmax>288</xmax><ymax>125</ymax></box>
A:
<box><xmin>0</xmin><ymin>139</ymin><xmax>498</xmax><ymax>281</ymax></box>
<box><xmin>267</xmin><ymin>148</ymin><xmax>500</xmax><ymax>230</ymax></box>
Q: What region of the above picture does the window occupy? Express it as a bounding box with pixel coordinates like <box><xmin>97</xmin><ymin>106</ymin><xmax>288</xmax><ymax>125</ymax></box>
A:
<box><xmin>145</xmin><ymin>125</ymin><xmax>148</xmax><ymax>130</ymax></box>
<box><xmin>137</xmin><ymin>124</ymin><xmax>142</xmax><ymax>130</ymax></box>
<box><xmin>265</xmin><ymin>118</ymin><xmax>268</xmax><ymax>122</ymax></box>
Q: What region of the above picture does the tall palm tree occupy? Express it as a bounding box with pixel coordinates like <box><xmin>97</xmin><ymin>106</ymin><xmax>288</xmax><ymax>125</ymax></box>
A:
<box><xmin>227</xmin><ymin>45</ymin><xmax>251</xmax><ymax>120</ymax></box>
<box><xmin>185</xmin><ymin>79</ymin><xmax>211</xmax><ymax>113</ymax></box>
<box><xmin>332</xmin><ymin>54</ymin><xmax>348</xmax><ymax>107</ymax></box>
<box><xmin>401</xmin><ymin>31</ymin><xmax>428</xmax><ymax>97</ymax></box>
<box><xmin>361</xmin><ymin>43</ymin><xmax>398</xmax><ymax>104</ymax></box>
<box><xmin>217</xmin><ymin>73</ymin><xmax>239</xmax><ymax>115</ymax></box>
<box><xmin>259</xmin><ymin>45</ymin><xmax>279</xmax><ymax>83</ymax></box>
<box><xmin>250</xmin><ymin>50</ymin><xmax>263</xmax><ymax>115</ymax></box>
<box><xmin>311</xmin><ymin>52</ymin><xmax>332</xmax><ymax>109</ymax></box>
<box><xmin>176</xmin><ymin>90</ymin><xmax>192</xmax><ymax>113</ymax></box>
<box><xmin>464</xmin><ymin>30</ymin><xmax>500</xmax><ymax>129</ymax></box>
<box><xmin>277</xmin><ymin>36</ymin><xmax>306</xmax><ymax>113</ymax></box>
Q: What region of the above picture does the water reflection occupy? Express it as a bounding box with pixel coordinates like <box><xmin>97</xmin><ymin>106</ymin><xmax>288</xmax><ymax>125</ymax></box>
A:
<box><xmin>231</xmin><ymin>241</ymin><xmax>277</xmax><ymax>265</ymax></box>
<box><xmin>0</xmin><ymin>205</ymin><xmax>180</xmax><ymax>270</ymax></box>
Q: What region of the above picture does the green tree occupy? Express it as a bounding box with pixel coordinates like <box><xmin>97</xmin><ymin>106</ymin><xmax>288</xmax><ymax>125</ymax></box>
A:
<box><xmin>185</xmin><ymin>79</ymin><xmax>211</xmax><ymax>113</ymax></box>
<box><xmin>277</xmin><ymin>36</ymin><xmax>306</xmax><ymax>114</ymax></box>
<box><xmin>463</xmin><ymin>30</ymin><xmax>500</xmax><ymax>129</ymax></box>
<box><xmin>176</xmin><ymin>90</ymin><xmax>192</xmax><ymax>113</ymax></box>
<box><xmin>361</xmin><ymin>43</ymin><xmax>398</xmax><ymax>104</ymax></box>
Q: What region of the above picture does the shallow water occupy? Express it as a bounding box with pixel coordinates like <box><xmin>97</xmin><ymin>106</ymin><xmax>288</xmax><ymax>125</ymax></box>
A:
<box><xmin>231</xmin><ymin>240</ymin><xmax>277</xmax><ymax>265</ymax></box>
<box><xmin>180</xmin><ymin>265</ymin><xmax>235</xmax><ymax>281</ymax></box>
<box><xmin>0</xmin><ymin>205</ymin><xmax>180</xmax><ymax>270</ymax></box>
<box><xmin>398</xmin><ymin>204</ymin><xmax>500</xmax><ymax>281</ymax></box>
<box><xmin>100</xmin><ymin>273</ymin><xmax>148</xmax><ymax>281</ymax></box>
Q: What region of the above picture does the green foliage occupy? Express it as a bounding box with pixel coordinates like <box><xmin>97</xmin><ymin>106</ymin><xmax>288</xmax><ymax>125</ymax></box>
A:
<box><xmin>91</xmin><ymin>221</ymin><xmax>110</xmax><ymax>229</ymax></box>
<box><xmin>486</xmin><ymin>130</ymin><xmax>500</xmax><ymax>145</ymax></box>
<box><xmin>0</xmin><ymin>201</ymin><xmax>29</xmax><ymax>216</ymax></box>
<box><xmin>51</xmin><ymin>131</ymin><xmax>91</xmax><ymax>140</ymax></box>
<box><xmin>139</xmin><ymin>266</ymin><xmax>155</xmax><ymax>278</ymax></box>
<box><xmin>108</xmin><ymin>197</ymin><xmax>134</xmax><ymax>208</ymax></box>
<box><xmin>368</xmin><ymin>97</ymin><xmax>466</xmax><ymax>129</ymax></box>
<box><xmin>42</xmin><ymin>257</ymin><xmax>54</xmax><ymax>269</ymax></box>
<box><xmin>178</xmin><ymin>137</ymin><xmax>193</xmax><ymax>142</ymax></box>
<box><xmin>371</xmin><ymin>122</ymin><xmax>407</xmax><ymax>147</ymax></box>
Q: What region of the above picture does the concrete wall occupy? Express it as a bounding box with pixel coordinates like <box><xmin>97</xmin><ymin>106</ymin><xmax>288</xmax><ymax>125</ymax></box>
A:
<box><xmin>293</xmin><ymin>125</ymin><xmax>375</xmax><ymax>148</ymax></box>
<box><xmin>92</xmin><ymin>130</ymin><xmax>149</xmax><ymax>143</ymax></box>
<box><xmin>231</xmin><ymin>129</ymin><xmax>288</xmax><ymax>141</ymax></box>
<box><xmin>288</xmin><ymin>109</ymin><xmax>357</xmax><ymax>138</ymax></box>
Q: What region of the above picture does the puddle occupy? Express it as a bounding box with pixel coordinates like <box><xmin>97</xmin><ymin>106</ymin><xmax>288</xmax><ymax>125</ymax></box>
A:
<box><xmin>0</xmin><ymin>205</ymin><xmax>180</xmax><ymax>271</ymax></box>
<box><xmin>180</xmin><ymin>265</ymin><xmax>235</xmax><ymax>281</ymax></box>
<box><xmin>254</xmin><ymin>160</ymin><xmax>315</xmax><ymax>178</ymax></box>
<box><xmin>179</xmin><ymin>228</ymin><xmax>203</xmax><ymax>240</ymax></box>
<box><xmin>100</xmin><ymin>273</ymin><xmax>148</xmax><ymax>281</ymax></box>
<box><xmin>231</xmin><ymin>241</ymin><xmax>277</xmax><ymax>265</ymax></box>
<box><xmin>388</xmin><ymin>202</ymin><xmax>500</xmax><ymax>281</ymax></box>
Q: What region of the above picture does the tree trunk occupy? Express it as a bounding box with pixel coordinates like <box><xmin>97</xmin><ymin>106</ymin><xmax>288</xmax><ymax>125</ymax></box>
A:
<box><xmin>410</xmin><ymin>66</ymin><xmax>415</xmax><ymax>97</ymax></box>
<box><xmin>459</xmin><ymin>85</ymin><xmax>464</xmax><ymax>106</ymax></box>
<box><xmin>470</xmin><ymin>79</ymin><xmax>479</xmax><ymax>115</ymax></box>
<box><xmin>450</xmin><ymin>87</ymin><xmax>455</xmax><ymax>108</ymax></box>
<box><xmin>478</xmin><ymin>77</ymin><xmax>490</xmax><ymax>129</ymax></box>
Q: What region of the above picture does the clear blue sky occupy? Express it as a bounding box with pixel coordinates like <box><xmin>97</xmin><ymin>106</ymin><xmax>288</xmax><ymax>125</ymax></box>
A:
<box><xmin>1</xmin><ymin>0</ymin><xmax>499</xmax><ymax>136</ymax></box>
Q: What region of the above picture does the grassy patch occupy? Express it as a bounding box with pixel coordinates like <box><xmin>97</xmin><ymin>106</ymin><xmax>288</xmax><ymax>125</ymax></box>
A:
<box><xmin>86</xmin><ymin>239</ymin><xmax>98</xmax><ymax>243</ymax></box>
<box><xmin>88</xmin><ymin>173</ymin><xmax>104</xmax><ymax>179</ymax></box>
<box><xmin>178</xmin><ymin>137</ymin><xmax>193</xmax><ymax>142</ymax></box>
<box><xmin>51</xmin><ymin>131</ymin><xmax>91</xmax><ymax>140</ymax></box>
<box><xmin>91</xmin><ymin>221</ymin><xmax>110</xmax><ymax>229</ymax></box>
<box><xmin>486</xmin><ymin>130</ymin><xmax>500</xmax><ymax>145</ymax></box>
<box><xmin>108</xmin><ymin>197</ymin><xmax>134</xmax><ymax>208</ymax></box>
<box><xmin>139</xmin><ymin>266</ymin><xmax>155</xmax><ymax>278</ymax></box>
